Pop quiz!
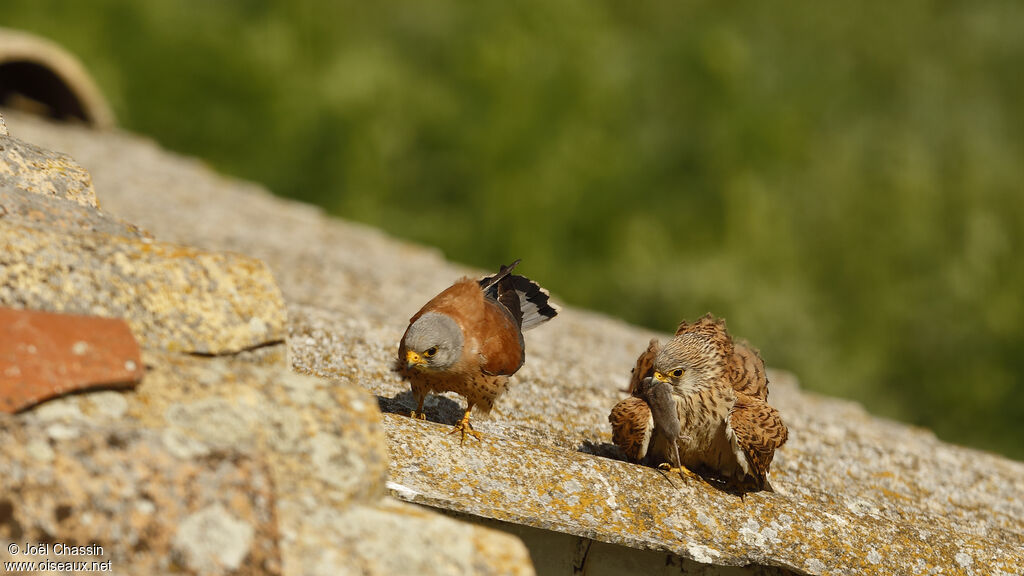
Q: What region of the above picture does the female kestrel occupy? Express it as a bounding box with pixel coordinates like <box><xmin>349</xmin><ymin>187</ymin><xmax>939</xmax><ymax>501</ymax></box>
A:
<box><xmin>609</xmin><ymin>314</ymin><xmax>788</xmax><ymax>491</ymax></box>
<box><xmin>397</xmin><ymin>260</ymin><xmax>557</xmax><ymax>442</ymax></box>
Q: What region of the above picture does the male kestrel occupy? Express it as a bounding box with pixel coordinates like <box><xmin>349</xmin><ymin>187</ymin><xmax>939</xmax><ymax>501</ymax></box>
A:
<box><xmin>609</xmin><ymin>314</ymin><xmax>787</xmax><ymax>491</ymax></box>
<box><xmin>397</xmin><ymin>260</ymin><xmax>557</xmax><ymax>441</ymax></box>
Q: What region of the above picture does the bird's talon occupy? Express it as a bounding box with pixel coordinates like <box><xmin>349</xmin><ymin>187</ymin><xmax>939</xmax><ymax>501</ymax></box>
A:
<box><xmin>448</xmin><ymin>416</ymin><xmax>483</xmax><ymax>444</ymax></box>
<box><xmin>658</xmin><ymin>463</ymin><xmax>698</xmax><ymax>480</ymax></box>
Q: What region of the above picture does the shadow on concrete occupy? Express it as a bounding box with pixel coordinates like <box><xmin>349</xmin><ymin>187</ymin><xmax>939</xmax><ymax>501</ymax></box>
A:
<box><xmin>376</xmin><ymin>389</ymin><xmax>465</xmax><ymax>426</ymax></box>
<box><xmin>577</xmin><ymin>439</ymin><xmax>764</xmax><ymax>496</ymax></box>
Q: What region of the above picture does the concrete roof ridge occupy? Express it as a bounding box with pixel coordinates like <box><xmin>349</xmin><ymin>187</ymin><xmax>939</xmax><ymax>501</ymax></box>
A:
<box><xmin>5</xmin><ymin>110</ymin><xmax>1022</xmax><ymax>575</ymax></box>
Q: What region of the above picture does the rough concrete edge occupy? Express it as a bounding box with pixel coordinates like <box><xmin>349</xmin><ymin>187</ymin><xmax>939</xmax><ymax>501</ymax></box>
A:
<box><xmin>381</xmin><ymin>414</ymin><xmax>1023</xmax><ymax>576</ymax></box>
<box><xmin>0</xmin><ymin>220</ymin><xmax>288</xmax><ymax>355</ymax></box>
<box><xmin>0</xmin><ymin>131</ymin><xmax>99</xmax><ymax>208</ymax></box>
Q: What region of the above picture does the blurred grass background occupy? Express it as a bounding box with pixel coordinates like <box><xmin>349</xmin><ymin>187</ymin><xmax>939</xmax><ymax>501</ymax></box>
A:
<box><xmin>5</xmin><ymin>1</ymin><xmax>1023</xmax><ymax>459</ymax></box>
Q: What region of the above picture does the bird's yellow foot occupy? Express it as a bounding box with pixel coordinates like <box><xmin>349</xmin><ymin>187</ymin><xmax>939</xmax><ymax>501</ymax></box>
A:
<box><xmin>409</xmin><ymin>410</ymin><xmax>427</xmax><ymax>420</ymax></box>
<box><xmin>448</xmin><ymin>415</ymin><xmax>483</xmax><ymax>444</ymax></box>
<box><xmin>658</xmin><ymin>462</ymin><xmax>699</xmax><ymax>481</ymax></box>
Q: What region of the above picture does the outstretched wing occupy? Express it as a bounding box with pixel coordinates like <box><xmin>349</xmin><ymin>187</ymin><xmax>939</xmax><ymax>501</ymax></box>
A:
<box><xmin>677</xmin><ymin>315</ymin><xmax>770</xmax><ymax>401</ymax></box>
<box><xmin>627</xmin><ymin>338</ymin><xmax>659</xmax><ymax>394</ymax></box>
<box><xmin>726</xmin><ymin>339</ymin><xmax>769</xmax><ymax>401</ymax></box>
<box><xmin>609</xmin><ymin>396</ymin><xmax>654</xmax><ymax>462</ymax></box>
<box><xmin>727</xmin><ymin>394</ymin><xmax>788</xmax><ymax>489</ymax></box>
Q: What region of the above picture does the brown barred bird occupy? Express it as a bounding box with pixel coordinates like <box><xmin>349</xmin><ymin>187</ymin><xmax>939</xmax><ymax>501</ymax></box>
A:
<box><xmin>398</xmin><ymin>260</ymin><xmax>557</xmax><ymax>442</ymax></box>
<box><xmin>609</xmin><ymin>314</ymin><xmax>787</xmax><ymax>491</ymax></box>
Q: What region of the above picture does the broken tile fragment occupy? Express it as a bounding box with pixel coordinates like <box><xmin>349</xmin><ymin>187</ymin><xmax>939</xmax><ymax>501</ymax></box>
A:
<box><xmin>0</xmin><ymin>307</ymin><xmax>143</xmax><ymax>413</ymax></box>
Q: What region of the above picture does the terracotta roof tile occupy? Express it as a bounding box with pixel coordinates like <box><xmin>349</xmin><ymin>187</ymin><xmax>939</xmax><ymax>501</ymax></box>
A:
<box><xmin>0</xmin><ymin>307</ymin><xmax>143</xmax><ymax>413</ymax></box>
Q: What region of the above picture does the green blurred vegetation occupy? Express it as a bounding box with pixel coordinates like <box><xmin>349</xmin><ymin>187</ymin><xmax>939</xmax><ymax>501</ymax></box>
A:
<box><xmin>6</xmin><ymin>1</ymin><xmax>1024</xmax><ymax>458</ymax></box>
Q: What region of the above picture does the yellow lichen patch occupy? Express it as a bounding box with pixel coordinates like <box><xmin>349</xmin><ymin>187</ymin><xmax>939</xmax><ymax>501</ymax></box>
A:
<box><xmin>0</xmin><ymin>133</ymin><xmax>97</xmax><ymax>207</ymax></box>
<box><xmin>0</xmin><ymin>220</ymin><xmax>285</xmax><ymax>354</ymax></box>
<box><xmin>381</xmin><ymin>404</ymin><xmax>1024</xmax><ymax>575</ymax></box>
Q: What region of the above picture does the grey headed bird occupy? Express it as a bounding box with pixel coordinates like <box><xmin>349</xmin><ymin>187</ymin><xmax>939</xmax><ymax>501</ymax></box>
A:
<box><xmin>398</xmin><ymin>260</ymin><xmax>557</xmax><ymax>442</ymax></box>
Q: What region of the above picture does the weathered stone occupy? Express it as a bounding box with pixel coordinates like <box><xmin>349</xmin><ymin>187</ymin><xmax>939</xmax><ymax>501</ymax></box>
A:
<box><xmin>130</xmin><ymin>351</ymin><xmax>389</xmax><ymax>508</ymax></box>
<box><xmin>289</xmin><ymin>499</ymin><xmax>535</xmax><ymax>576</ymax></box>
<box><xmin>4</xmin><ymin>346</ymin><xmax>536</xmax><ymax>575</ymax></box>
<box><xmin>0</xmin><ymin>201</ymin><xmax>286</xmax><ymax>355</ymax></box>
<box><xmin>3</xmin><ymin>349</ymin><xmax>391</xmax><ymax>572</ymax></box>
<box><xmin>0</xmin><ymin>133</ymin><xmax>96</xmax><ymax>207</ymax></box>
<box><xmin>172</xmin><ymin>504</ymin><xmax>257</xmax><ymax>573</ymax></box>
<box><xmin>382</xmin><ymin>413</ymin><xmax>1024</xmax><ymax>575</ymax></box>
<box><xmin>0</xmin><ymin>185</ymin><xmax>148</xmax><ymax>237</ymax></box>
<box><xmin>0</xmin><ymin>417</ymin><xmax>280</xmax><ymax>575</ymax></box>
<box><xmin>0</xmin><ymin>307</ymin><xmax>143</xmax><ymax>413</ymax></box>
<box><xmin>476</xmin><ymin>517</ymin><xmax>795</xmax><ymax>576</ymax></box>
<box><xmin>12</xmin><ymin>111</ymin><xmax>1024</xmax><ymax>575</ymax></box>
<box><xmin>0</xmin><ymin>111</ymin><xmax>7</xmax><ymax>136</ymax></box>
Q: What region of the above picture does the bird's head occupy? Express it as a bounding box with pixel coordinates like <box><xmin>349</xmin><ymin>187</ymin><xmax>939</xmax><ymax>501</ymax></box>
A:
<box><xmin>652</xmin><ymin>333</ymin><xmax>724</xmax><ymax>391</ymax></box>
<box><xmin>402</xmin><ymin>312</ymin><xmax>464</xmax><ymax>371</ymax></box>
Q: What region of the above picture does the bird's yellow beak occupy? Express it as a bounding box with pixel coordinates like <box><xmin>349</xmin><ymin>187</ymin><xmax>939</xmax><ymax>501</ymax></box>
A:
<box><xmin>406</xmin><ymin>350</ymin><xmax>426</xmax><ymax>368</ymax></box>
<box><xmin>653</xmin><ymin>371</ymin><xmax>671</xmax><ymax>383</ymax></box>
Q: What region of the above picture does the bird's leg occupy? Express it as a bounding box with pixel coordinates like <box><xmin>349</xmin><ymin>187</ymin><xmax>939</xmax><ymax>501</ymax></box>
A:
<box><xmin>654</xmin><ymin>467</ymin><xmax>679</xmax><ymax>489</ymax></box>
<box><xmin>410</xmin><ymin>391</ymin><xmax>427</xmax><ymax>420</ymax></box>
<box><xmin>658</xmin><ymin>462</ymin><xmax>700</xmax><ymax>481</ymax></box>
<box><xmin>657</xmin><ymin>442</ymin><xmax>698</xmax><ymax>482</ymax></box>
<box><xmin>448</xmin><ymin>404</ymin><xmax>483</xmax><ymax>444</ymax></box>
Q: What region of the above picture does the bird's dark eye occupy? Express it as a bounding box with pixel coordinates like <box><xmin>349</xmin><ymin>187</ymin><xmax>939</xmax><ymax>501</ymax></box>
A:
<box><xmin>424</xmin><ymin>347</ymin><xmax>438</xmax><ymax>357</ymax></box>
<box><xmin>671</xmin><ymin>369</ymin><xmax>684</xmax><ymax>378</ymax></box>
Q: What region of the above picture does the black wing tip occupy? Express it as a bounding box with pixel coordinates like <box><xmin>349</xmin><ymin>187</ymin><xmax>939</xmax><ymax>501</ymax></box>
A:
<box><xmin>513</xmin><ymin>275</ymin><xmax>558</xmax><ymax>317</ymax></box>
<box><xmin>478</xmin><ymin>260</ymin><xmax>559</xmax><ymax>324</ymax></box>
<box><xmin>478</xmin><ymin>259</ymin><xmax>522</xmax><ymax>292</ymax></box>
